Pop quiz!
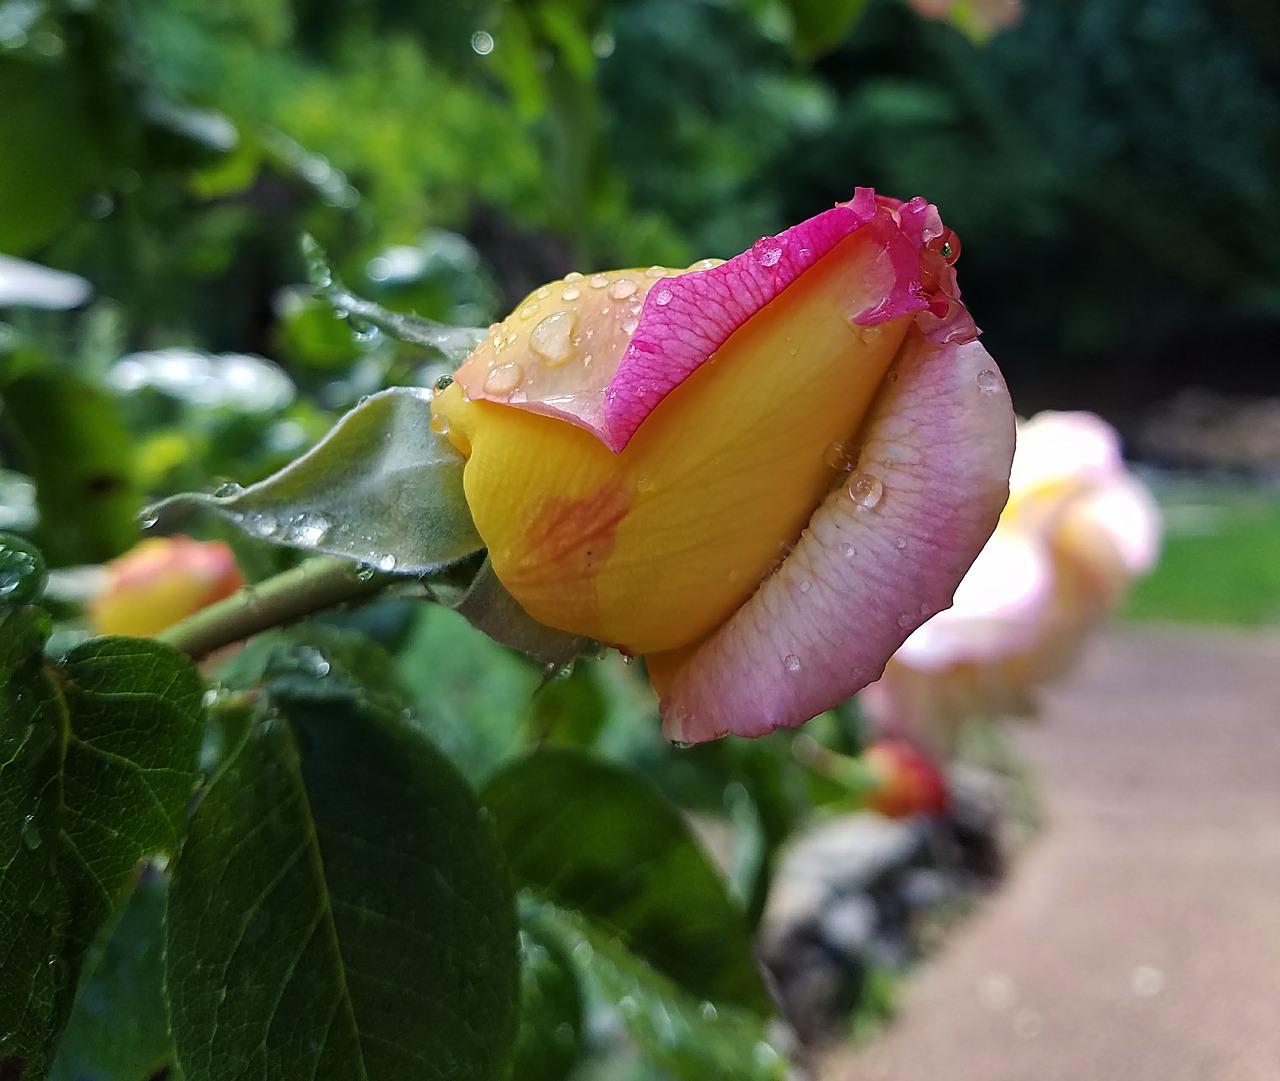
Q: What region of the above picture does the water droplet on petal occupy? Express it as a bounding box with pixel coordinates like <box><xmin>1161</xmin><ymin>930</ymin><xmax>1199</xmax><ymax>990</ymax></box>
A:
<box><xmin>753</xmin><ymin>236</ymin><xmax>783</xmax><ymax>267</ymax></box>
<box><xmin>897</xmin><ymin>612</ymin><xmax>914</xmax><ymax>629</ymax></box>
<box><xmin>536</xmin><ymin>285</ymin><xmax>551</xmax><ymax>299</ymax></box>
<box><xmin>589</xmin><ymin>273</ymin><xmax>609</xmax><ymax>289</ymax></box>
<box><xmin>841</xmin><ymin>542</ymin><xmax>857</xmax><ymax>559</ymax></box>
<box><xmin>518</xmin><ymin>302</ymin><xmax>539</xmax><ymax>320</ymax></box>
<box><xmin>608</xmin><ymin>277</ymin><xmax>636</xmax><ymax>299</ymax></box>
<box><xmin>654</xmin><ymin>287</ymin><xmax>673</xmax><ymax>306</ymax></box>
<box><xmin>824</xmin><ymin>441</ymin><xmax>855</xmax><ymax>472</ymax></box>
<box><xmin>430</xmin><ymin>413</ymin><xmax>450</xmax><ymax>435</ymax></box>
<box><xmin>977</xmin><ymin>368</ymin><xmax>1002</xmax><ymax>393</ymax></box>
<box><xmin>529</xmin><ymin>310</ymin><xmax>577</xmax><ymax>367</ymax></box>
<box><xmin>895</xmin><ymin>536</ymin><xmax>907</xmax><ymax>550</ymax></box>
<box><xmin>564</xmin><ymin>271</ymin><xmax>584</xmax><ymax>282</ymax></box>
<box><xmin>561</xmin><ymin>285</ymin><xmax>580</xmax><ymax>301</ymax></box>
<box><xmin>784</xmin><ymin>653</ymin><xmax>801</xmax><ymax>673</ymax></box>
<box><xmin>799</xmin><ymin>579</ymin><xmax>812</xmax><ymax>593</ymax></box>
<box><xmin>848</xmin><ymin>473</ymin><xmax>884</xmax><ymax>509</ymax></box>
<box><xmin>688</xmin><ymin>257</ymin><xmax>723</xmax><ymax>271</ymax></box>
<box><xmin>646</xmin><ymin>265</ymin><xmax>666</xmax><ymax>278</ymax></box>
<box><xmin>621</xmin><ymin>315</ymin><xmax>639</xmax><ymax>334</ymax></box>
<box><xmin>484</xmin><ymin>362</ymin><xmax>525</xmax><ymax>396</ymax></box>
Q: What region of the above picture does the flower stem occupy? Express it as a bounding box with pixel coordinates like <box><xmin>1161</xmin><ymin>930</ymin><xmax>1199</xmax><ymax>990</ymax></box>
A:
<box><xmin>157</xmin><ymin>556</ymin><xmax>391</xmax><ymax>661</ymax></box>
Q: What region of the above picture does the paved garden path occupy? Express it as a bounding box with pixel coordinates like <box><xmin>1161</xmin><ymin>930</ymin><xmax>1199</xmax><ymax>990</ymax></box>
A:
<box><xmin>824</xmin><ymin>625</ymin><xmax>1280</xmax><ymax>1081</ymax></box>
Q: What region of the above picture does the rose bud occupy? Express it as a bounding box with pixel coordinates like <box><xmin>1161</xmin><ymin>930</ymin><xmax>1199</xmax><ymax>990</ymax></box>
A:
<box><xmin>432</xmin><ymin>189</ymin><xmax>1016</xmax><ymax>742</ymax></box>
<box><xmin>90</xmin><ymin>536</ymin><xmax>245</xmax><ymax>637</ymax></box>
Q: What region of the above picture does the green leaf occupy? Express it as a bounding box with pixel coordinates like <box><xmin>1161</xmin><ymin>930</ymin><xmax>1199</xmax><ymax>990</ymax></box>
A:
<box><xmin>0</xmin><ymin>607</ymin><xmax>69</xmax><ymax>1081</ymax></box>
<box><xmin>511</xmin><ymin>920</ymin><xmax>583</xmax><ymax>1081</ymax></box>
<box><xmin>148</xmin><ymin>387</ymin><xmax>484</xmax><ymax>574</ymax></box>
<box><xmin>482</xmin><ymin>749</ymin><xmax>770</xmax><ymax>1013</ymax></box>
<box><xmin>0</xmin><ymin>616</ymin><xmax>204</xmax><ymax>1080</ymax></box>
<box><xmin>0</xmin><ymin>373</ymin><xmax>142</xmax><ymax>566</ymax></box>
<box><xmin>523</xmin><ymin>900</ymin><xmax>786</xmax><ymax>1081</ymax></box>
<box><xmin>49</xmin><ymin>871</ymin><xmax>178</xmax><ymax>1081</ymax></box>
<box><xmin>782</xmin><ymin>0</ymin><xmax>871</xmax><ymax>60</ymax></box>
<box><xmin>167</xmin><ymin>638</ymin><xmax>520</xmax><ymax>1081</ymax></box>
<box><xmin>0</xmin><ymin>58</ymin><xmax>105</xmax><ymax>255</ymax></box>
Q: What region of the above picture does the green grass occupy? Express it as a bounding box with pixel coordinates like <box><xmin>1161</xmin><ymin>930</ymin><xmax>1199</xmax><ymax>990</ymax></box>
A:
<box><xmin>1123</xmin><ymin>481</ymin><xmax>1280</xmax><ymax>626</ymax></box>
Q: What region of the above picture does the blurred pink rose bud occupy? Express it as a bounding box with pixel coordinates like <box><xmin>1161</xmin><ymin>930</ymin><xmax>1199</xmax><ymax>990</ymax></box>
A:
<box><xmin>90</xmin><ymin>536</ymin><xmax>245</xmax><ymax>637</ymax></box>
<box><xmin>861</xmin><ymin>411</ymin><xmax>1162</xmax><ymax>746</ymax></box>
<box><xmin>863</xmin><ymin>738</ymin><xmax>950</xmax><ymax>818</ymax></box>
<box><xmin>904</xmin><ymin>0</ymin><xmax>1023</xmax><ymax>36</ymax></box>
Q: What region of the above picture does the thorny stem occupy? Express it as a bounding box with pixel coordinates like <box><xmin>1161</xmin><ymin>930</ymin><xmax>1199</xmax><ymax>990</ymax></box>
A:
<box><xmin>157</xmin><ymin>556</ymin><xmax>392</xmax><ymax>661</ymax></box>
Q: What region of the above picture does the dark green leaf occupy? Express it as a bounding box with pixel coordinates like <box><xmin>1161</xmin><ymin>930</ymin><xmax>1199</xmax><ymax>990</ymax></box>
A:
<box><xmin>482</xmin><ymin>749</ymin><xmax>770</xmax><ymax>1012</ymax></box>
<box><xmin>1</xmin><ymin>374</ymin><xmax>141</xmax><ymax>566</ymax></box>
<box><xmin>147</xmin><ymin>387</ymin><xmax>484</xmax><ymax>574</ymax></box>
<box><xmin>0</xmin><ymin>617</ymin><xmax>204</xmax><ymax>1080</ymax></box>
<box><xmin>49</xmin><ymin>871</ymin><xmax>178</xmax><ymax>1081</ymax></box>
<box><xmin>511</xmin><ymin>920</ymin><xmax>582</xmax><ymax>1081</ymax></box>
<box><xmin>523</xmin><ymin>900</ymin><xmax>786</xmax><ymax>1081</ymax></box>
<box><xmin>0</xmin><ymin>607</ymin><xmax>69</xmax><ymax>1081</ymax></box>
<box><xmin>167</xmin><ymin>640</ymin><xmax>520</xmax><ymax>1081</ymax></box>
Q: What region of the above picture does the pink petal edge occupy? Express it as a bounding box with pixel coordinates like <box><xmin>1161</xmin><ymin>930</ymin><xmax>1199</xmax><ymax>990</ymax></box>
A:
<box><xmin>602</xmin><ymin>189</ymin><xmax>932</xmax><ymax>451</ymax></box>
<box><xmin>660</xmin><ymin>332</ymin><xmax>1016</xmax><ymax>743</ymax></box>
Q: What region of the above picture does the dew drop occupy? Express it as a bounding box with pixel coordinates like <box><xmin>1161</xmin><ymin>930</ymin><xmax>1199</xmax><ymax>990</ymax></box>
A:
<box><xmin>784</xmin><ymin>653</ymin><xmax>801</xmax><ymax>673</ymax></box>
<box><xmin>621</xmin><ymin>315</ymin><xmax>639</xmax><ymax>334</ymax></box>
<box><xmin>429</xmin><ymin>413</ymin><xmax>450</xmax><ymax>435</ymax></box>
<box><xmin>654</xmin><ymin>287</ymin><xmax>673</xmax><ymax>306</ymax></box>
<box><xmin>689</xmin><ymin>257</ymin><xmax>723</xmax><ymax>271</ymax></box>
<box><xmin>518</xmin><ymin>302</ymin><xmax>539</xmax><ymax>320</ymax></box>
<box><xmin>799</xmin><ymin>579</ymin><xmax>812</xmax><ymax>593</ymax></box>
<box><xmin>608</xmin><ymin>277</ymin><xmax>637</xmax><ymax>300</ymax></box>
<box><xmin>561</xmin><ymin>285</ymin><xmax>581</xmax><ymax>301</ymax></box>
<box><xmin>139</xmin><ymin>512</ymin><xmax>159</xmax><ymax>529</ymax></box>
<box><xmin>645</xmin><ymin>265</ymin><xmax>666</xmax><ymax>278</ymax></box>
<box><xmin>897</xmin><ymin>612</ymin><xmax>914</xmax><ymax>629</ymax></box>
<box><xmin>895</xmin><ymin>536</ymin><xmax>907</xmax><ymax>550</ymax></box>
<box><xmin>377</xmin><ymin>554</ymin><xmax>397</xmax><ymax>572</ymax></box>
<box><xmin>21</xmin><ymin>814</ymin><xmax>41</xmax><ymax>850</ymax></box>
<box><xmin>536</xmin><ymin>285</ymin><xmax>551</xmax><ymax>299</ymax></box>
<box><xmin>977</xmin><ymin>368</ymin><xmax>1002</xmax><ymax>393</ymax></box>
<box><xmin>753</xmin><ymin>236</ymin><xmax>783</xmax><ymax>267</ymax></box>
<box><xmin>287</xmin><ymin>512</ymin><xmax>330</xmax><ymax>546</ymax></box>
<box><xmin>529</xmin><ymin>310</ymin><xmax>577</xmax><ymax>367</ymax></box>
<box><xmin>213</xmin><ymin>481</ymin><xmax>243</xmax><ymax>498</ymax></box>
<box><xmin>848</xmin><ymin>473</ymin><xmax>884</xmax><ymax>509</ymax></box>
<box><xmin>484</xmin><ymin>362</ymin><xmax>525</xmax><ymax>396</ymax></box>
<box><xmin>887</xmin><ymin>370</ymin><xmax>900</xmax><ymax>383</ymax></box>
<box><xmin>564</xmin><ymin>271</ymin><xmax>584</xmax><ymax>282</ymax></box>
<box><xmin>589</xmin><ymin>273</ymin><xmax>609</xmax><ymax>289</ymax></box>
<box><xmin>248</xmin><ymin>512</ymin><xmax>280</xmax><ymax>538</ymax></box>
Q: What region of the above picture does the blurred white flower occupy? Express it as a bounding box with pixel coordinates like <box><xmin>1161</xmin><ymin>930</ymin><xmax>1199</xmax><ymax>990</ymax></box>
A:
<box><xmin>861</xmin><ymin>411</ymin><xmax>1161</xmax><ymax>747</ymax></box>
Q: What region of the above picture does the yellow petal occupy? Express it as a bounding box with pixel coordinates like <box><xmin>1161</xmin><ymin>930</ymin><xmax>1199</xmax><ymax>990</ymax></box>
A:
<box><xmin>435</xmin><ymin>228</ymin><xmax>913</xmax><ymax>654</ymax></box>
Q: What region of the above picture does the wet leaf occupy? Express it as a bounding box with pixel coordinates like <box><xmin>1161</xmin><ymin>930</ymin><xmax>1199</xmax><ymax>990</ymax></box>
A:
<box><xmin>147</xmin><ymin>387</ymin><xmax>484</xmax><ymax>574</ymax></box>
<box><xmin>0</xmin><ymin>613</ymin><xmax>204</xmax><ymax>1080</ymax></box>
<box><xmin>511</xmin><ymin>920</ymin><xmax>583</xmax><ymax>1081</ymax></box>
<box><xmin>167</xmin><ymin>635</ymin><xmax>520</xmax><ymax>1081</ymax></box>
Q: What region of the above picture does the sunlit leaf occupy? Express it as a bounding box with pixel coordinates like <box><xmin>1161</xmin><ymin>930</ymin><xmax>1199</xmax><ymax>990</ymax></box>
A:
<box><xmin>483</xmin><ymin>749</ymin><xmax>771</xmax><ymax>1012</ymax></box>
<box><xmin>781</xmin><ymin>0</ymin><xmax>871</xmax><ymax>59</ymax></box>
